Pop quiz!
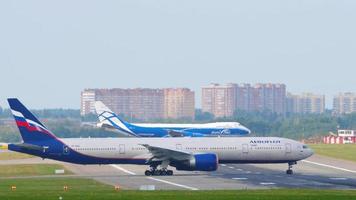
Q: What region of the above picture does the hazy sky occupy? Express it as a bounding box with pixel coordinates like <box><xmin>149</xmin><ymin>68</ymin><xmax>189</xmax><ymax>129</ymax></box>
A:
<box><xmin>1</xmin><ymin>0</ymin><xmax>355</xmax><ymax>109</ymax></box>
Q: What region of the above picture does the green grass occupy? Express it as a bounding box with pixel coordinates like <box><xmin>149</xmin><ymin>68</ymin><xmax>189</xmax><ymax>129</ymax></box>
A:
<box><xmin>0</xmin><ymin>178</ymin><xmax>112</xmax><ymax>200</ymax></box>
<box><xmin>0</xmin><ymin>178</ymin><xmax>355</xmax><ymax>200</ymax></box>
<box><xmin>0</xmin><ymin>152</ymin><xmax>33</xmax><ymax>160</ymax></box>
<box><xmin>309</xmin><ymin>144</ymin><xmax>356</xmax><ymax>162</ymax></box>
<box><xmin>0</xmin><ymin>164</ymin><xmax>72</xmax><ymax>177</ymax></box>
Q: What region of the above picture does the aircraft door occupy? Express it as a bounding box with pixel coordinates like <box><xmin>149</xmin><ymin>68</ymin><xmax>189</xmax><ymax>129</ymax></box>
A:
<box><xmin>63</xmin><ymin>145</ymin><xmax>70</xmax><ymax>155</ymax></box>
<box><xmin>242</xmin><ymin>144</ymin><xmax>249</xmax><ymax>154</ymax></box>
<box><xmin>176</xmin><ymin>144</ymin><xmax>182</xmax><ymax>150</ymax></box>
<box><xmin>285</xmin><ymin>143</ymin><xmax>291</xmax><ymax>154</ymax></box>
<box><xmin>119</xmin><ymin>144</ymin><xmax>125</xmax><ymax>154</ymax></box>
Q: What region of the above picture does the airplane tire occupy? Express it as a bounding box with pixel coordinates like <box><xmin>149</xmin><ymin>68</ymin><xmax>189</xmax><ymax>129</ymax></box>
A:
<box><xmin>145</xmin><ymin>170</ymin><xmax>152</xmax><ymax>176</ymax></box>
<box><xmin>146</xmin><ymin>169</ymin><xmax>172</xmax><ymax>176</ymax></box>
<box><xmin>286</xmin><ymin>169</ymin><xmax>293</xmax><ymax>175</ymax></box>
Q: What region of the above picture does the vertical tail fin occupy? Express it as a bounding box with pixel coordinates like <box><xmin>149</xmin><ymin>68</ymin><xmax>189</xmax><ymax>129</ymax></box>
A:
<box><xmin>8</xmin><ymin>98</ymin><xmax>57</xmax><ymax>144</ymax></box>
<box><xmin>94</xmin><ymin>101</ymin><xmax>137</xmax><ymax>136</ymax></box>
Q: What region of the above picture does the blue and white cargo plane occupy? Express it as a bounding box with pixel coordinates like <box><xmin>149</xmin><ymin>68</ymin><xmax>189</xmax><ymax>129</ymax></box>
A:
<box><xmin>1</xmin><ymin>98</ymin><xmax>313</xmax><ymax>176</ymax></box>
<box><xmin>95</xmin><ymin>101</ymin><xmax>251</xmax><ymax>137</ymax></box>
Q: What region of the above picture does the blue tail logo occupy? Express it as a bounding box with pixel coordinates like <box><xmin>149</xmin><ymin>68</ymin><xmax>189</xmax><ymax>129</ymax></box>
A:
<box><xmin>95</xmin><ymin>101</ymin><xmax>138</xmax><ymax>137</ymax></box>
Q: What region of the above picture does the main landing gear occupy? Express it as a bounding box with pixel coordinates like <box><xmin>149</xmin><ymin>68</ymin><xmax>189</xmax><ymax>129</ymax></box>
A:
<box><xmin>286</xmin><ymin>161</ymin><xmax>297</xmax><ymax>175</ymax></box>
<box><xmin>145</xmin><ymin>162</ymin><xmax>173</xmax><ymax>176</ymax></box>
<box><xmin>144</xmin><ymin>167</ymin><xmax>173</xmax><ymax>176</ymax></box>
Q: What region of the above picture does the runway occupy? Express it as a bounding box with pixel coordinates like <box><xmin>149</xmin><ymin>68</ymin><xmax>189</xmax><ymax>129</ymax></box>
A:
<box><xmin>2</xmin><ymin>154</ymin><xmax>356</xmax><ymax>190</ymax></box>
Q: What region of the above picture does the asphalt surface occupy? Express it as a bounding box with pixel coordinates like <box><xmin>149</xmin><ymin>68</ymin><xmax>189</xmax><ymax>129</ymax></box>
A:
<box><xmin>1</xmin><ymin>154</ymin><xmax>356</xmax><ymax>190</ymax></box>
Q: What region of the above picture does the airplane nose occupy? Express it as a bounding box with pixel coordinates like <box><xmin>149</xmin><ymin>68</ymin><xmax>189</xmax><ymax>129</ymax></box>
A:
<box><xmin>241</xmin><ymin>126</ymin><xmax>251</xmax><ymax>134</ymax></box>
<box><xmin>309</xmin><ymin>148</ymin><xmax>314</xmax><ymax>157</ymax></box>
<box><xmin>304</xmin><ymin>148</ymin><xmax>314</xmax><ymax>159</ymax></box>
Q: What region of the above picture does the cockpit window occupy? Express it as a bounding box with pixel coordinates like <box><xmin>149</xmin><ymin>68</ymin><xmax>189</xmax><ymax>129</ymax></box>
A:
<box><xmin>302</xmin><ymin>145</ymin><xmax>308</xmax><ymax>149</ymax></box>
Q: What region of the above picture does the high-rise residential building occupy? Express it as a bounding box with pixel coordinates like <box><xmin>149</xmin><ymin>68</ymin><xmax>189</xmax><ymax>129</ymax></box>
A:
<box><xmin>164</xmin><ymin>88</ymin><xmax>195</xmax><ymax>119</ymax></box>
<box><xmin>272</xmin><ymin>84</ymin><xmax>287</xmax><ymax>114</ymax></box>
<box><xmin>202</xmin><ymin>83</ymin><xmax>287</xmax><ymax>117</ymax></box>
<box><xmin>81</xmin><ymin>88</ymin><xmax>195</xmax><ymax>121</ymax></box>
<box><xmin>81</xmin><ymin>90</ymin><xmax>96</xmax><ymax>115</ymax></box>
<box><xmin>333</xmin><ymin>93</ymin><xmax>356</xmax><ymax>114</ymax></box>
<box><xmin>235</xmin><ymin>83</ymin><xmax>252</xmax><ymax>111</ymax></box>
<box><xmin>80</xmin><ymin>88</ymin><xmax>164</xmax><ymax>120</ymax></box>
<box><xmin>202</xmin><ymin>83</ymin><xmax>237</xmax><ymax>118</ymax></box>
<box><xmin>286</xmin><ymin>93</ymin><xmax>325</xmax><ymax>114</ymax></box>
<box><xmin>248</xmin><ymin>83</ymin><xmax>286</xmax><ymax>114</ymax></box>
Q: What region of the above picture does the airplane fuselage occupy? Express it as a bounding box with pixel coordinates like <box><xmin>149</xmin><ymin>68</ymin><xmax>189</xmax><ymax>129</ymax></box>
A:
<box><xmin>9</xmin><ymin>137</ymin><xmax>313</xmax><ymax>165</ymax></box>
<box><xmin>7</xmin><ymin>98</ymin><xmax>313</xmax><ymax>175</ymax></box>
<box><xmin>107</xmin><ymin>122</ymin><xmax>251</xmax><ymax>137</ymax></box>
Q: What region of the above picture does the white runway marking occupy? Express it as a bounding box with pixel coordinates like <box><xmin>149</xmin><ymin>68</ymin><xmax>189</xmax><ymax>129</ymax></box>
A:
<box><xmin>260</xmin><ymin>182</ymin><xmax>275</xmax><ymax>185</ymax></box>
<box><xmin>329</xmin><ymin>177</ymin><xmax>348</xmax><ymax>180</ymax></box>
<box><xmin>245</xmin><ymin>171</ymin><xmax>251</xmax><ymax>174</ymax></box>
<box><xmin>147</xmin><ymin>177</ymin><xmax>199</xmax><ymax>191</ymax></box>
<box><xmin>232</xmin><ymin>177</ymin><xmax>248</xmax><ymax>180</ymax></box>
<box><xmin>302</xmin><ymin>160</ymin><xmax>356</xmax><ymax>174</ymax></box>
<box><xmin>110</xmin><ymin>165</ymin><xmax>199</xmax><ymax>190</ymax></box>
<box><xmin>236</xmin><ymin>169</ymin><xmax>243</xmax><ymax>171</ymax></box>
<box><xmin>220</xmin><ymin>164</ymin><xmax>227</xmax><ymax>167</ymax></box>
<box><xmin>228</xmin><ymin>166</ymin><xmax>235</xmax><ymax>169</ymax></box>
<box><xmin>110</xmin><ymin>164</ymin><xmax>137</xmax><ymax>175</ymax></box>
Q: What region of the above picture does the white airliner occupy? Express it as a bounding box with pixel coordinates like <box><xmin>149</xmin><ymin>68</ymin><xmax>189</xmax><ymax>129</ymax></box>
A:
<box><xmin>3</xmin><ymin>98</ymin><xmax>313</xmax><ymax>176</ymax></box>
<box><xmin>95</xmin><ymin>101</ymin><xmax>251</xmax><ymax>137</ymax></box>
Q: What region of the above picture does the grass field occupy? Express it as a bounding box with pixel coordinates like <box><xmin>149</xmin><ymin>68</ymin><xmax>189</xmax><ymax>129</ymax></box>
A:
<box><xmin>0</xmin><ymin>178</ymin><xmax>355</xmax><ymax>200</ymax></box>
<box><xmin>0</xmin><ymin>151</ymin><xmax>33</xmax><ymax>160</ymax></box>
<box><xmin>309</xmin><ymin>144</ymin><xmax>356</xmax><ymax>162</ymax></box>
<box><xmin>0</xmin><ymin>164</ymin><xmax>72</xmax><ymax>177</ymax></box>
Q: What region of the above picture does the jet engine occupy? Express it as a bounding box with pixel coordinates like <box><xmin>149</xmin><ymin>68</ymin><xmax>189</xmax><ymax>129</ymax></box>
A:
<box><xmin>172</xmin><ymin>153</ymin><xmax>218</xmax><ymax>171</ymax></box>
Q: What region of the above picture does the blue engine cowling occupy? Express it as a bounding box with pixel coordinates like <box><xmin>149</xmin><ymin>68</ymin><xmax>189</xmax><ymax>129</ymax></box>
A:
<box><xmin>172</xmin><ymin>153</ymin><xmax>218</xmax><ymax>171</ymax></box>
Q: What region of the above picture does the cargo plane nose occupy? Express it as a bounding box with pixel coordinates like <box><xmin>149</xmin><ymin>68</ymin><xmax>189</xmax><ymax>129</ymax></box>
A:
<box><xmin>240</xmin><ymin>125</ymin><xmax>251</xmax><ymax>135</ymax></box>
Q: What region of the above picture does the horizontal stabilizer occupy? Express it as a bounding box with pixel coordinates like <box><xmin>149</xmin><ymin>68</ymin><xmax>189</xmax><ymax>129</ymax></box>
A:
<box><xmin>14</xmin><ymin>143</ymin><xmax>44</xmax><ymax>151</ymax></box>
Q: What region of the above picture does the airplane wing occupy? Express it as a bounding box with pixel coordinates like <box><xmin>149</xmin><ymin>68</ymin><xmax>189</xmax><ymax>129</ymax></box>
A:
<box><xmin>166</xmin><ymin>129</ymin><xmax>205</xmax><ymax>137</ymax></box>
<box><xmin>166</xmin><ymin>130</ymin><xmax>185</xmax><ymax>137</ymax></box>
<box><xmin>140</xmin><ymin>144</ymin><xmax>192</xmax><ymax>162</ymax></box>
<box><xmin>141</xmin><ymin>144</ymin><xmax>219</xmax><ymax>172</ymax></box>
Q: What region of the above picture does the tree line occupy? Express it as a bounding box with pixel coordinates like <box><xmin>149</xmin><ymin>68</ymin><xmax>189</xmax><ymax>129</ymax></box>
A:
<box><xmin>1</xmin><ymin>108</ymin><xmax>356</xmax><ymax>142</ymax></box>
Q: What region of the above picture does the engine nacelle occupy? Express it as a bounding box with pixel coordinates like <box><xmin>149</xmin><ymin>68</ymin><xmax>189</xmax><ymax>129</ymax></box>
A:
<box><xmin>172</xmin><ymin>153</ymin><xmax>218</xmax><ymax>171</ymax></box>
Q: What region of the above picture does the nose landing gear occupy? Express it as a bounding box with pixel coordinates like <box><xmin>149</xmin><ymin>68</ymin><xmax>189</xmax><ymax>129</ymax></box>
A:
<box><xmin>286</xmin><ymin>161</ymin><xmax>297</xmax><ymax>175</ymax></box>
